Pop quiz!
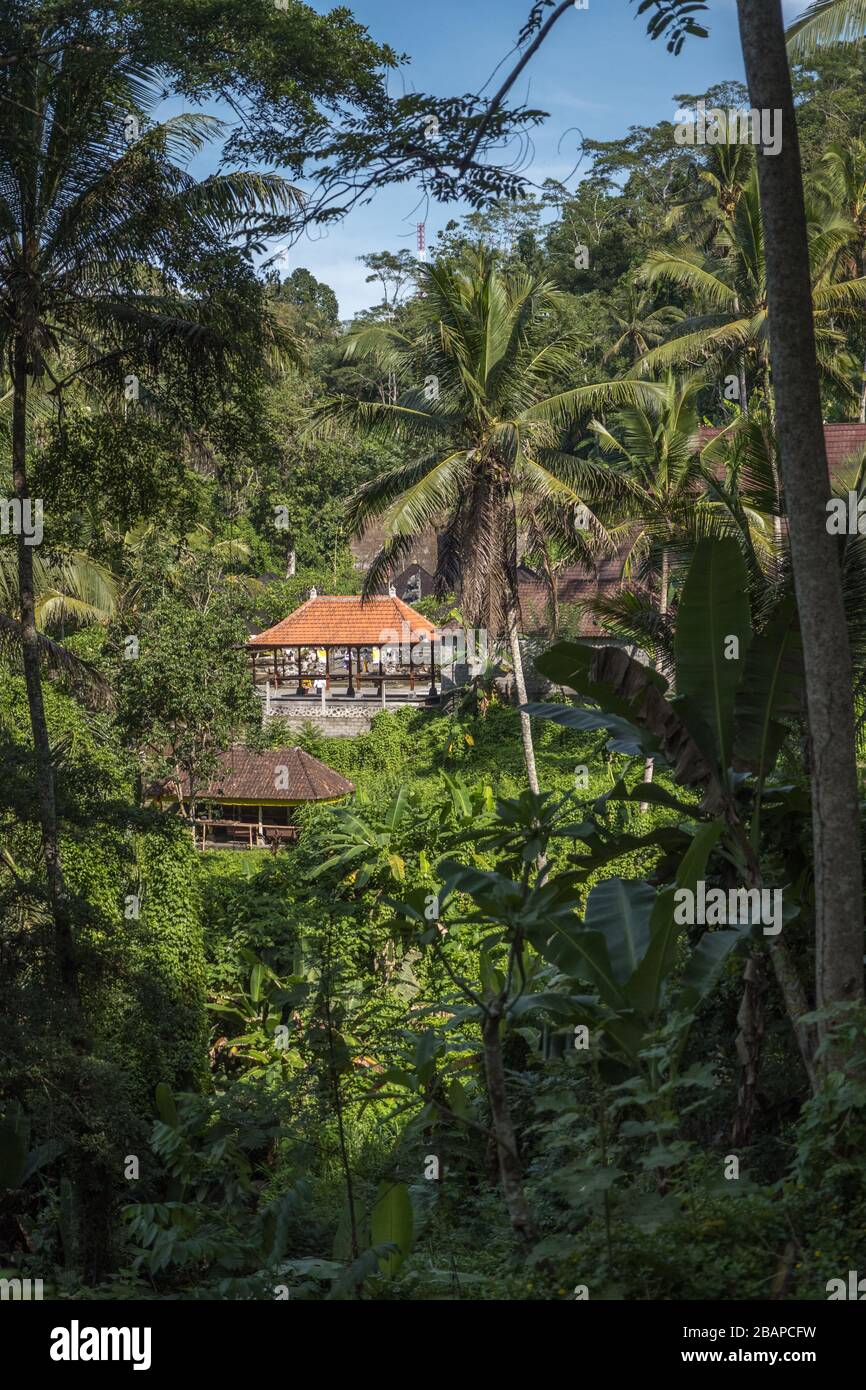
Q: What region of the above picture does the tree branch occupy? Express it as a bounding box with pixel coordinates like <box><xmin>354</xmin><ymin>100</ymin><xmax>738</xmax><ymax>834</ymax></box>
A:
<box><xmin>458</xmin><ymin>1</ymin><xmax>574</xmax><ymax>175</ymax></box>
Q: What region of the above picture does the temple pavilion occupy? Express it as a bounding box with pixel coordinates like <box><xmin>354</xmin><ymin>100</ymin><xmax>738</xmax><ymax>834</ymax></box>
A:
<box><xmin>245</xmin><ymin>589</ymin><xmax>442</xmax><ymax>707</ymax></box>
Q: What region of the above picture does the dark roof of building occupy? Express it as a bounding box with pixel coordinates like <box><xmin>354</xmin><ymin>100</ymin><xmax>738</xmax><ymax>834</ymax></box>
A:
<box><xmin>519</xmin><ymin>424</ymin><xmax>866</xmax><ymax>637</ymax></box>
<box><xmin>697</xmin><ymin>422</ymin><xmax>866</xmax><ymax>475</ymax></box>
<box><xmin>247</xmin><ymin>595</ymin><xmax>436</xmax><ymax>648</ymax></box>
<box><xmin>187</xmin><ymin>747</ymin><xmax>354</xmax><ymax>803</ymax></box>
<box><xmin>519</xmin><ymin>558</ymin><xmax>626</xmax><ymax>638</ymax></box>
<box><xmin>823</xmin><ymin>423</ymin><xmax>866</xmax><ymax>471</ymax></box>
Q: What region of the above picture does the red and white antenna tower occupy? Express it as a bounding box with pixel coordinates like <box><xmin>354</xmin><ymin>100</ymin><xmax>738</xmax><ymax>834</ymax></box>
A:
<box><xmin>416</xmin><ymin>222</ymin><xmax>426</xmax><ymax>262</ymax></box>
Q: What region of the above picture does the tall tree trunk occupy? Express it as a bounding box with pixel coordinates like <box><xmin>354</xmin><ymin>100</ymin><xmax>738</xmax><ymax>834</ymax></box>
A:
<box><xmin>767</xmin><ymin>935</ymin><xmax>820</xmax><ymax>1095</ymax></box>
<box><xmin>739</xmin><ymin>357</ymin><xmax>748</xmax><ymax>416</ymax></box>
<box><xmin>540</xmin><ymin>544</ymin><xmax>559</xmax><ymax>637</ymax></box>
<box><xmin>731</xmin><ymin>835</ymin><xmax>820</xmax><ymax>1140</ymax></box>
<box><xmin>736</xmin><ymin>0</ymin><xmax>864</xmax><ymax>1066</ymax></box>
<box><xmin>506</xmin><ymin>597</ymin><xmax>540</xmax><ymax>795</ymax></box>
<box><xmin>11</xmin><ymin>338</ymin><xmax>109</xmax><ymax>1275</ymax></box>
<box><xmin>482</xmin><ymin>1003</ymin><xmax>536</xmax><ymax>1243</ymax></box>
<box><xmin>732</xmin><ymin>953</ymin><xmax>766</xmax><ymax>1146</ymax></box>
<box><xmin>10</xmin><ymin>336</ymin><xmax>79</xmax><ymax>1016</ymax></box>
<box><xmin>640</xmin><ymin>546</ymin><xmax>670</xmax><ymax>809</ymax></box>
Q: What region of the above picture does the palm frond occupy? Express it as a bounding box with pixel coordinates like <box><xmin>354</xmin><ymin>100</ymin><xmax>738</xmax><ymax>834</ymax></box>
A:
<box><xmin>0</xmin><ymin>615</ymin><xmax>112</xmax><ymax>708</ymax></box>
<box><xmin>787</xmin><ymin>0</ymin><xmax>866</xmax><ymax>57</ymax></box>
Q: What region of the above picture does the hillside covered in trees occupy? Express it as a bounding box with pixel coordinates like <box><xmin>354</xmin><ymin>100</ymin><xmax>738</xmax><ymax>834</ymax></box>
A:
<box><xmin>2</xmin><ymin>0</ymin><xmax>866</xmax><ymax>1334</ymax></box>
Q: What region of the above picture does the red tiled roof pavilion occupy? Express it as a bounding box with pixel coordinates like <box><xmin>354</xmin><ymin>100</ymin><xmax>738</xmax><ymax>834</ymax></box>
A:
<box><xmin>246</xmin><ymin>592</ymin><xmax>441</xmax><ymax>699</ymax></box>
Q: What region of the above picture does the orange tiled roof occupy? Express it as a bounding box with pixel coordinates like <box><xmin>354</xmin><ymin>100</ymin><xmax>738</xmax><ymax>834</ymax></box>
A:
<box><xmin>247</xmin><ymin>595</ymin><xmax>437</xmax><ymax>648</ymax></box>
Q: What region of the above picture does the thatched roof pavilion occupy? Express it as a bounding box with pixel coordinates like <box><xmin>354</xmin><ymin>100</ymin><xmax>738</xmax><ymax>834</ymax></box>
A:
<box><xmin>169</xmin><ymin>745</ymin><xmax>354</xmax><ymax>850</ymax></box>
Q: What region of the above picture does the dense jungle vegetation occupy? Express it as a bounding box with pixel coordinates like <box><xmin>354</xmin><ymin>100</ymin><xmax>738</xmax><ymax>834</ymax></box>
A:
<box><xmin>3</xmin><ymin>0</ymin><xmax>866</xmax><ymax>1305</ymax></box>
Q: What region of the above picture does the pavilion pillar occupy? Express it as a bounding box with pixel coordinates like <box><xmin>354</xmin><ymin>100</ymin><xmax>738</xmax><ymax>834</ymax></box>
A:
<box><xmin>296</xmin><ymin>646</ymin><xmax>305</xmax><ymax>696</ymax></box>
<box><xmin>325</xmin><ymin>648</ymin><xmax>331</xmax><ymax>692</ymax></box>
<box><xmin>346</xmin><ymin>647</ymin><xmax>356</xmax><ymax>698</ymax></box>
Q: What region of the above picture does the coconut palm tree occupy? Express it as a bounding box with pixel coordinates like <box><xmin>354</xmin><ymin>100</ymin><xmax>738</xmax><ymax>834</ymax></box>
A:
<box><xmin>787</xmin><ymin>0</ymin><xmax>866</xmax><ymax>56</ymax></box>
<box><xmin>738</xmin><ymin>0</ymin><xmax>864</xmax><ymax>1053</ymax></box>
<box><xmin>816</xmin><ymin>139</ymin><xmax>866</xmax><ymax>419</ymax></box>
<box><xmin>0</xmin><ymin>545</ymin><xmax>118</xmax><ymax>631</ymax></box>
<box><xmin>665</xmin><ymin>136</ymin><xmax>755</xmax><ymax>252</ymax></box>
<box><xmin>586</xmin><ymin>408</ymin><xmax>786</xmax><ymax>662</ymax></box>
<box><xmin>634</xmin><ymin>170</ymin><xmax>865</xmax><ymax>409</ymax></box>
<box><xmin>334</xmin><ymin>249</ymin><xmax>619</xmax><ymax>793</ymax></box>
<box><xmin>520</xmin><ymin>526</ymin><xmax>570</xmax><ymax>638</ymax></box>
<box><xmin>576</xmin><ymin>373</ymin><xmax>716</xmax><ymax>799</ymax></box>
<box><xmin>603</xmin><ymin>287</ymin><xmax>684</xmax><ymax>366</ymax></box>
<box><xmin>0</xmin><ymin>34</ymin><xmax>300</xmax><ymax>1003</ymax></box>
<box><xmin>586</xmin><ymin>374</ymin><xmax>710</xmax><ymax>639</ymax></box>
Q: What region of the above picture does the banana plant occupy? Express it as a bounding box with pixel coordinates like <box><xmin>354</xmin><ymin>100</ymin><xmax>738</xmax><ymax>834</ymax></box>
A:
<box><xmin>0</xmin><ymin>1104</ymin><xmax>65</xmax><ymax>1191</ymax></box>
<box><xmin>308</xmin><ymin>785</ymin><xmax>423</xmax><ymax>887</ymax></box>
<box><xmin>527</xmin><ymin>536</ymin><xmax>818</xmax><ymax>1111</ymax></box>
<box><xmin>389</xmin><ymin>787</ymin><xmax>745</xmax><ymax>1239</ymax></box>
<box><xmin>309</xmin><ymin>775</ymin><xmax>492</xmax><ymax>890</ymax></box>
<box><xmin>529</xmin><ymin>537</ymin><xmax>803</xmax><ymax>834</ymax></box>
<box><xmin>206</xmin><ymin>951</ymin><xmax>309</xmax><ymax>1074</ymax></box>
<box><xmin>437</xmin><ymin>822</ymin><xmax>741</xmax><ymax>1077</ymax></box>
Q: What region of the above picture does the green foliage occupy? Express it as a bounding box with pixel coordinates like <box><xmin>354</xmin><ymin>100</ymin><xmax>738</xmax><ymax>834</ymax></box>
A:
<box><xmin>273</xmin><ymin>267</ymin><xmax>340</xmax><ymax>333</ymax></box>
<box><xmin>370</xmin><ymin>1181</ymin><xmax>414</xmax><ymax>1277</ymax></box>
<box><xmin>6</xmin><ymin>5</ymin><xmax>866</xmax><ymax>1304</ymax></box>
<box><xmin>674</xmin><ymin>538</ymin><xmax>753</xmax><ymax>773</ymax></box>
<box><xmin>114</xmin><ymin>589</ymin><xmax>261</xmax><ymax>795</ymax></box>
<box><xmin>0</xmin><ymin>1105</ymin><xmax>65</xmax><ymax>1192</ymax></box>
<box><xmin>532</xmin><ymin>538</ymin><xmax>805</xmax><ymax>819</ymax></box>
<box><xmin>123</xmin><ymin>1088</ymin><xmax>310</xmax><ymax>1294</ymax></box>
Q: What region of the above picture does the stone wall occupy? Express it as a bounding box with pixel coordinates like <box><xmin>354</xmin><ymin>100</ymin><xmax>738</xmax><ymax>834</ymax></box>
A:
<box><xmin>350</xmin><ymin>522</ymin><xmax>438</xmax><ymax>574</ymax></box>
<box><xmin>264</xmin><ymin>700</ymin><xmax>384</xmax><ymax>737</ymax></box>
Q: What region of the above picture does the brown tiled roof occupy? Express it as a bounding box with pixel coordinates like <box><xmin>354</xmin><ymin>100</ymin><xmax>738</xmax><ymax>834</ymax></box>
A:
<box><xmin>824</xmin><ymin>423</ymin><xmax>866</xmax><ymax>471</ymax></box>
<box><xmin>187</xmin><ymin>747</ymin><xmax>354</xmax><ymax>803</ymax></box>
<box><xmin>697</xmin><ymin>422</ymin><xmax>866</xmax><ymax>476</ymax></box>
<box><xmin>247</xmin><ymin>595</ymin><xmax>437</xmax><ymax>648</ymax></box>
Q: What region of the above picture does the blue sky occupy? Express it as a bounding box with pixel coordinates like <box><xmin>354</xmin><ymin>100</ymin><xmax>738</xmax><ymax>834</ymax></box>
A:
<box><xmin>182</xmin><ymin>0</ymin><xmax>813</xmax><ymax>318</ymax></box>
